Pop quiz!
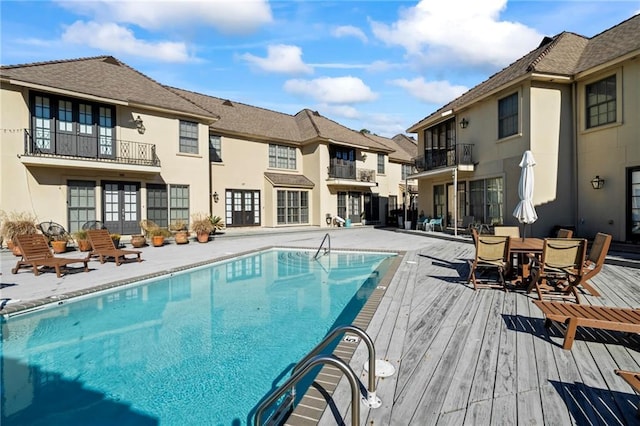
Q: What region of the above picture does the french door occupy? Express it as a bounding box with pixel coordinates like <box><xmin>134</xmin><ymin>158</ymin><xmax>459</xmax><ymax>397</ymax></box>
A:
<box><xmin>628</xmin><ymin>167</ymin><xmax>640</xmax><ymax>242</ymax></box>
<box><xmin>103</xmin><ymin>182</ymin><xmax>140</xmax><ymax>235</ymax></box>
<box><xmin>226</xmin><ymin>189</ymin><xmax>260</xmax><ymax>227</ymax></box>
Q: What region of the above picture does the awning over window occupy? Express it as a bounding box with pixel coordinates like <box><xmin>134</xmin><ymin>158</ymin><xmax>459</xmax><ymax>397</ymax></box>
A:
<box><xmin>264</xmin><ymin>172</ymin><xmax>315</xmax><ymax>189</ymax></box>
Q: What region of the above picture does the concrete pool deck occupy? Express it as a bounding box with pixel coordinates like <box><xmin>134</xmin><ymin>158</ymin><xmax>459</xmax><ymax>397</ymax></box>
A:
<box><xmin>2</xmin><ymin>227</ymin><xmax>639</xmax><ymax>425</ymax></box>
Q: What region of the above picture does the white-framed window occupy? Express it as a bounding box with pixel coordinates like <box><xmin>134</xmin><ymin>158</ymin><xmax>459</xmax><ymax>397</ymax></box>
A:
<box><xmin>586</xmin><ymin>75</ymin><xmax>616</xmax><ymax>128</ymax></box>
<box><xmin>401</xmin><ymin>164</ymin><xmax>414</xmax><ymax>180</ymax></box>
<box><xmin>170</xmin><ymin>184</ymin><xmax>190</xmax><ymax>224</ymax></box>
<box><xmin>58</xmin><ymin>100</ymin><xmax>73</xmax><ymax>132</ymax></box>
<box><xmin>269</xmin><ymin>144</ymin><xmax>296</xmax><ymax>169</ymax></box>
<box><xmin>277</xmin><ymin>190</ymin><xmax>309</xmax><ymax>224</ymax></box>
<box><xmin>377</xmin><ymin>154</ymin><xmax>385</xmax><ymax>174</ymax></box>
<box><xmin>179</xmin><ymin>120</ymin><xmax>199</xmax><ymax>154</ymax></box>
<box><xmin>498</xmin><ymin>92</ymin><xmax>518</xmax><ymax>139</ymax></box>
<box><xmin>209</xmin><ymin>135</ymin><xmax>222</xmax><ymax>162</ymax></box>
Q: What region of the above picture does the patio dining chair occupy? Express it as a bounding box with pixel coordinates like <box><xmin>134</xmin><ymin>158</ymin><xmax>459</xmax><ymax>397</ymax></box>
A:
<box><xmin>467</xmin><ymin>229</ymin><xmax>511</xmax><ymax>291</ymax></box>
<box><xmin>571</xmin><ymin>232</ymin><xmax>612</xmax><ymax>297</ymax></box>
<box><xmin>556</xmin><ymin>228</ymin><xmax>574</xmax><ymax>238</ymax></box>
<box><xmin>530</xmin><ymin>238</ymin><xmax>587</xmax><ymax>303</ymax></box>
<box><xmin>428</xmin><ymin>217</ymin><xmax>443</xmax><ymax>232</ymax></box>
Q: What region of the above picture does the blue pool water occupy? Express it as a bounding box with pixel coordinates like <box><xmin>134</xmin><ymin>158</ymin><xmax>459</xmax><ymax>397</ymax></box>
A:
<box><xmin>1</xmin><ymin>249</ymin><xmax>395</xmax><ymax>425</ymax></box>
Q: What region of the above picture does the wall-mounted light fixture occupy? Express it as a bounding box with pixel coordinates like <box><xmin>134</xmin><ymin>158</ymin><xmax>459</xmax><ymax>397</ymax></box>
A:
<box><xmin>459</xmin><ymin>118</ymin><xmax>469</xmax><ymax>129</ymax></box>
<box><xmin>213</xmin><ymin>191</ymin><xmax>219</xmax><ymax>203</ymax></box>
<box><xmin>591</xmin><ymin>175</ymin><xmax>604</xmax><ymax>190</ymax></box>
<box><xmin>362</xmin><ymin>153</ymin><xmax>368</xmax><ymax>161</ymax></box>
<box><xmin>134</xmin><ymin>115</ymin><xmax>146</xmax><ymax>134</ymax></box>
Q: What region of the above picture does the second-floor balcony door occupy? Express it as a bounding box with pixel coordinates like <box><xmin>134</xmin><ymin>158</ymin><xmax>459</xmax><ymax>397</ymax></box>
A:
<box><xmin>98</xmin><ymin>107</ymin><xmax>115</xmax><ymax>160</ymax></box>
<box><xmin>103</xmin><ymin>182</ymin><xmax>140</xmax><ymax>235</ymax></box>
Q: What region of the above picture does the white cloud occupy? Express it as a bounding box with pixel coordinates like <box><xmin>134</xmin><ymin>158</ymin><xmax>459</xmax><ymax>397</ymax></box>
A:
<box><xmin>332</xmin><ymin>25</ymin><xmax>368</xmax><ymax>43</ymax></box>
<box><xmin>62</xmin><ymin>21</ymin><xmax>192</xmax><ymax>62</ymax></box>
<box><xmin>370</xmin><ymin>0</ymin><xmax>542</xmax><ymax>68</ymax></box>
<box><xmin>390</xmin><ymin>77</ymin><xmax>468</xmax><ymax>104</ymax></box>
<box><xmin>240</xmin><ymin>44</ymin><xmax>313</xmax><ymax>74</ymax></box>
<box><xmin>284</xmin><ymin>76</ymin><xmax>378</xmax><ymax>104</ymax></box>
<box><xmin>322</xmin><ymin>104</ymin><xmax>361</xmax><ymax>119</ymax></box>
<box><xmin>58</xmin><ymin>0</ymin><xmax>273</xmax><ymax>34</ymax></box>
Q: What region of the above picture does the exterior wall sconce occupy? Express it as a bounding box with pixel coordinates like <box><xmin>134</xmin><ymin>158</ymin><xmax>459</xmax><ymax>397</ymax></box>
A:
<box><xmin>362</xmin><ymin>153</ymin><xmax>367</xmax><ymax>161</ymax></box>
<box><xmin>134</xmin><ymin>115</ymin><xmax>146</xmax><ymax>134</ymax></box>
<box><xmin>459</xmin><ymin>118</ymin><xmax>469</xmax><ymax>129</ymax></box>
<box><xmin>591</xmin><ymin>175</ymin><xmax>604</xmax><ymax>189</ymax></box>
<box><xmin>213</xmin><ymin>191</ymin><xmax>220</xmax><ymax>203</ymax></box>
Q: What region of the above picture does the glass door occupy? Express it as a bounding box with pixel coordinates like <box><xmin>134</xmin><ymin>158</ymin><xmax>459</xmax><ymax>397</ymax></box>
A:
<box><xmin>103</xmin><ymin>182</ymin><xmax>140</xmax><ymax>235</ymax></box>
<box><xmin>628</xmin><ymin>167</ymin><xmax>640</xmax><ymax>241</ymax></box>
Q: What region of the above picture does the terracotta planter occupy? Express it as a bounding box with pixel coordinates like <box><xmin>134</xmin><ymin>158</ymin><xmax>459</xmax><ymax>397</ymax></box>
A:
<box><xmin>51</xmin><ymin>240</ymin><xmax>68</xmax><ymax>254</ymax></box>
<box><xmin>131</xmin><ymin>235</ymin><xmax>146</xmax><ymax>248</ymax></box>
<box><xmin>7</xmin><ymin>240</ymin><xmax>22</xmax><ymax>257</ymax></box>
<box><xmin>174</xmin><ymin>231</ymin><xmax>189</xmax><ymax>244</ymax></box>
<box><xmin>77</xmin><ymin>239</ymin><xmax>92</xmax><ymax>252</ymax></box>
<box><xmin>151</xmin><ymin>235</ymin><xmax>165</xmax><ymax>247</ymax></box>
<box><xmin>196</xmin><ymin>232</ymin><xmax>209</xmax><ymax>243</ymax></box>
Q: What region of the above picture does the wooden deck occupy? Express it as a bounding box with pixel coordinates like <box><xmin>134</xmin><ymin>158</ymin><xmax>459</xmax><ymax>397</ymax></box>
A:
<box><xmin>306</xmin><ymin>241</ymin><xmax>640</xmax><ymax>425</ymax></box>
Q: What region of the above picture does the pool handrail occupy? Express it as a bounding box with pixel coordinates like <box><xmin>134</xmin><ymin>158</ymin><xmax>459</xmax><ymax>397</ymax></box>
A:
<box><xmin>254</xmin><ymin>354</ymin><xmax>360</xmax><ymax>426</ymax></box>
<box><xmin>313</xmin><ymin>233</ymin><xmax>331</xmax><ymax>260</ymax></box>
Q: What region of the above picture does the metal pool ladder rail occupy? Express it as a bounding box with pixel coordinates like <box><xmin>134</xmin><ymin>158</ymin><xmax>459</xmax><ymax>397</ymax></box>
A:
<box><xmin>313</xmin><ymin>232</ymin><xmax>331</xmax><ymax>259</ymax></box>
<box><xmin>254</xmin><ymin>325</ymin><xmax>381</xmax><ymax>426</ymax></box>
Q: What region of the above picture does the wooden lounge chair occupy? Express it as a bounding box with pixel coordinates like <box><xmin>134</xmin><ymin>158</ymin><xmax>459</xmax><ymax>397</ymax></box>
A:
<box><xmin>11</xmin><ymin>233</ymin><xmax>89</xmax><ymax>278</ymax></box>
<box><xmin>467</xmin><ymin>229</ymin><xmax>510</xmax><ymax>291</ymax></box>
<box><xmin>529</xmin><ymin>238</ymin><xmax>587</xmax><ymax>303</ymax></box>
<box><xmin>571</xmin><ymin>232</ymin><xmax>612</xmax><ymax>297</ymax></box>
<box><xmin>615</xmin><ymin>369</ymin><xmax>640</xmax><ymax>416</ymax></box>
<box><xmin>87</xmin><ymin>229</ymin><xmax>142</xmax><ymax>266</ymax></box>
<box><xmin>532</xmin><ymin>300</ymin><xmax>640</xmax><ymax>350</ymax></box>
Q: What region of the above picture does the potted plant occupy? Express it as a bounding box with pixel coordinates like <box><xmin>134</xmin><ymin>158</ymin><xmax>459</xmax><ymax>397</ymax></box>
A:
<box><xmin>73</xmin><ymin>230</ymin><xmax>92</xmax><ymax>252</ymax></box>
<box><xmin>110</xmin><ymin>233</ymin><xmax>121</xmax><ymax>248</ymax></box>
<box><xmin>191</xmin><ymin>213</ymin><xmax>214</xmax><ymax>243</ymax></box>
<box><xmin>130</xmin><ymin>234</ymin><xmax>146</xmax><ymax>248</ymax></box>
<box><xmin>0</xmin><ymin>210</ymin><xmax>38</xmax><ymax>256</ymax></box>
<box><xmin>147</xmin><ymin>227</ymin><xmax>170</xmax><ymax>247</ymax></box>
<box><xmin>209</xmin><ymin>215</ymin><xmax>225</xmax><ymax>234</ymax></box>
<box><xmin>170</xmin><ymin>219</ymin><xmax>190</xmax><ymax>244</ymax></box>
<box><xmin>50</xmin><ymin>233</ymin><xmax>71</xmax><ymax>253</ymax></box>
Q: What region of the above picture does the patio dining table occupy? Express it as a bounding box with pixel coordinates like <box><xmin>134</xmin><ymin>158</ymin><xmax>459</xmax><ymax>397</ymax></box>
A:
<box><xmin>508</xmin><ymin>237</ymin><xmax>544</xmax><ymax>289</ymax></box>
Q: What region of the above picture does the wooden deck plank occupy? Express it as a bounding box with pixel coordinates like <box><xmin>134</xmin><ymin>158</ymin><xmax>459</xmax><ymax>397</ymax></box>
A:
<box><xmin>493</xmin><ymin>292</ymin><xmax>517</xmax><ymax>398</ymax></box>
<box><xmin>515</xmin><ymin>293</ymin><xmax>538</xmax><ymax>394</ymax></box>
<box><xmin>516</xmin><ymin>389</ymin><xmax>545</xmax><ymax>425</ymax></box>
<box><xmin>488</xmin><ymin>394</ymin><xmax>516</xmax><ymax>425</ymax></box>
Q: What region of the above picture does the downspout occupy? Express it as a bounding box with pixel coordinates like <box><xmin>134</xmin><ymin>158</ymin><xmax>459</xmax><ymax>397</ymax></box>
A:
<box><xmin>572</xmin><ymin>82</ymin><xmax>579</xmax><ymax>235</ymax></box>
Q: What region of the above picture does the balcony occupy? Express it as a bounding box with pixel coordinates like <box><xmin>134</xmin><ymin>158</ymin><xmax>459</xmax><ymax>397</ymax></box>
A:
<box><xmin>21</xmin><ymin>129</ymin><xmax>161</xmax><ymax>172</ymax></box>
<box><xmin>327</xmin><ymin>160</ymin><xmax>377</xmax><ymax>187</ymax></box>
<box><xmin>415</xmin><ymin>144</ymin><xmax>473</xmax><ymax>172</ymax></box>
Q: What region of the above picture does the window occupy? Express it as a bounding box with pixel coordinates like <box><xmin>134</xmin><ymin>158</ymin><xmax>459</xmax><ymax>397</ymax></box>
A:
<box><xmin>388</xmin><ymin>195</ymin><xmax>397</xmax><ymax>213</ymax></box>
<box><xmin>179</xmin><ymin>120</ymin><xmax>199</xmax><ymax>154</ymax></box>
<box><xmin>433</xmin><ymin>185</ymin><xmax>445</xmax><ymax>219</ymax></box>
<box><xmin>468</xmin><ymin>178</ymin><xmax>504</xmax><ymax>225</ymax></box>
<box><xmin>147</xmin><ymin>184</ymin><xmax>168</xmax><ymax>228</ymax></box>
<box><xmin>377</xmin><ymin>154</ymin><xmax>385</xmax><ymax>174</ymax></box>
<box><xmin>209</xmin><ymin>135</ymin><xmax>222</xmax><ymax>162</ymax></box>
<box><xmin>401</xmin><ymin>164</ymin><xmax>414</xmax><ymax>180</ymax></box>
<box><xmin>67</xmin><ymin>181</ymin><xmax>96</xmax><ymax>233</ymax></box>
<box><xmin>498</xmin><ymin>92</ymin><xmax>518</xmax><ymax>138</ymax></box>
<box><xmin>170</xmin><ymin>185</ymin><xmax>190</xmax><ymax>225</ymax></box>
<box><xmin>58</xmin><ymin>100</ymin><xmax>73</xmax><ymax>132</ymax></box>
<box><xmin>422</xmin><ymin>118</ymin><xmax>455</xmax><ymax>169</ymax></box>
<box><xmin>98</xmin><ymin>107</ymin><xmax>113</xmax><ymax>156</ymax></box>
<box><xmin>586</xmin><ymin>75</ymin><xmax>616</xmax><ymax>128</ymax></box>
<box><xmin>79</xmin><ymin>104</ymin><xmax>93</xmax><ymax>135</ymax></box>
<box><xmin>34</xmin><ymin>95</ymin><xmax>51</xmax><ymax>150</ymax></box>
<box><xmin>269</xmin><ymin>144</ymin><xmax>296</xmax><ymax>169</ymax></box>
<box><xmin>276</xmin><ymin>190</ymin><xmax>309</xmax><ymax>224</ymax></box>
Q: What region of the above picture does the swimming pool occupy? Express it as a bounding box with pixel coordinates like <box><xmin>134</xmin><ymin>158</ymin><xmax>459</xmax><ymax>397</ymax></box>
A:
<box><xmin>1</xmin><ymin>248</ymin><xmax>396</xmax><ymax>425</ymax></box>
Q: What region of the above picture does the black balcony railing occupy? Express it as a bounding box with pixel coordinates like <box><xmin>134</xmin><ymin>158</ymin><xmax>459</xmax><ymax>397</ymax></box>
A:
<box><xmin>328</xmin><ymin>159</ymin><xmax>376</xmax><ymax>182</ymax></box>
<box><xmin>23</xmin><ymin>129</ymin><xmax>161</xmax><ymax>167</ymax></box>
<box><xmin>415</xmin><ymin>144</ymin><xmax>473</xmax><ymax>172</ymax></box>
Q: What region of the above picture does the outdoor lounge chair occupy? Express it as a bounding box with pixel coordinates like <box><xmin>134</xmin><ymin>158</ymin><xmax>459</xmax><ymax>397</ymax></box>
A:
<box><xmin>529</xmin><ymin>238</ymin><xmax>587</xmax><ymax>303</ymax></box>
<box><xmin>87</xmin><ymin>229</ymin><xmax>142</xmax><ymax>266</ymax></box>
<box><xmin>532</xmin><ymin>300</ymin><xmax>640</xmax><ymax>350</ymax></box>
<box><xmin>615</xmin><ymin>369</ymin><xmax>640</xmax><ymax>415</ymax></box>
<box><xmin>467</xmin><ymin>229</ymin><xmax>510</xmax><ymax>291</ymax></box>
<box><xmin>11</xmin><ymin>233</ymin><xmax>89</xmax><ymax>278</ymax></box>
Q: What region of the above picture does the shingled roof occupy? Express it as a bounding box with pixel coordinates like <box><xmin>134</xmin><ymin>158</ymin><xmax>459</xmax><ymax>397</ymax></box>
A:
<box><xmin>408</xmin><ymin>14</ymin><xmax>640</xmax><ymax>132</ymax></box>
<box><xmin>0</xmin><ymin>56</ymin><xmax>215</xmax><ymax>120</ymax></box>
<box><xmin>363</xmin><ymin>133</ymin><xmax>416</xmax><ymax>163</ymax></box>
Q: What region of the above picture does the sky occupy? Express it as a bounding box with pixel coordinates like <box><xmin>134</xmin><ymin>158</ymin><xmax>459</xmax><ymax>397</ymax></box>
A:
<box><xmin>1</xmin><ymin>1</ymin><xmax>639</xmax><ymax>138</ymax></box>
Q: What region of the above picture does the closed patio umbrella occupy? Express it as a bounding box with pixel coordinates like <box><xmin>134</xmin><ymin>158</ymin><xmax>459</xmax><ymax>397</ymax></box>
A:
<box><xmin>512</xmin><ymin>150</ymin><xmax>538</xmax><ymax>237</ymax></box>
